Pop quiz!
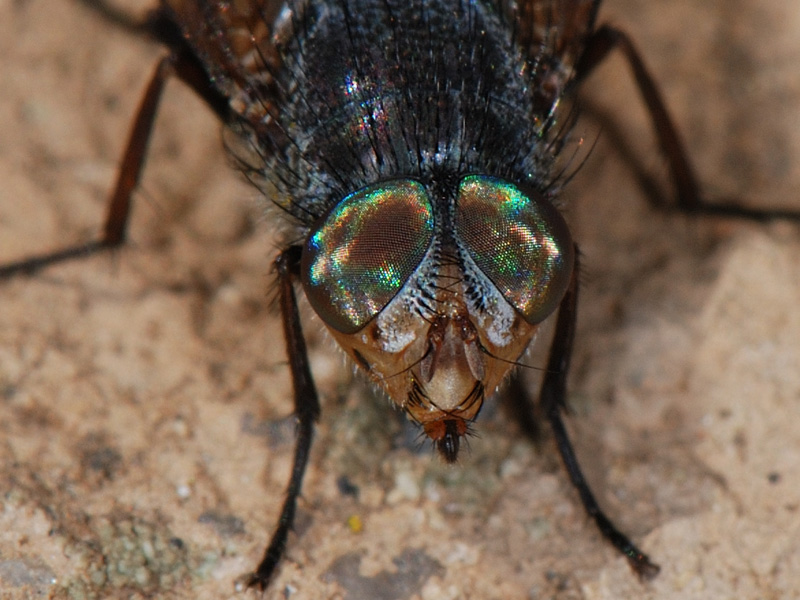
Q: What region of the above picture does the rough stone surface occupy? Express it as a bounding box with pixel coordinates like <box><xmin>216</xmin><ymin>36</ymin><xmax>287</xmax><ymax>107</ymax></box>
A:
<box><xmin>1</xmin><ymin>1</ymin><xmax>799</xmax><ymax>599</ymax></box>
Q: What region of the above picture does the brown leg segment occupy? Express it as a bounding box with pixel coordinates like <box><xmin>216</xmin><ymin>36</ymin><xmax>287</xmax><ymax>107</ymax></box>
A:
<box><xmin>0</xmin><ymin>15</ymin><xmax>230</xmax><ymax>279</ymax></box>
<box><xmin>0</xmin><ymin>52</ymin><xmax>169</xmax><ymax>277</ymax></box>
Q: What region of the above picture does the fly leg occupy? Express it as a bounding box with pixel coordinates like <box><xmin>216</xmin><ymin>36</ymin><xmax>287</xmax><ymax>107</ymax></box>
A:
<box><xmin>538</xmin><ymin>247</ymin><xmax>660</xmax><ymax>579</ymax></box>
<box><xmin>575</xmin><ymin>24</ymin><xmax>800</xmax><ymax>221</ymax></box>
<box><xmin>245</xmin><ymin>246</ymin><xmax>321</xmax><ymax>591</ymax></box>
<box><xmin>0</xmin><ymin>9</ymin><xmax>230</xmax><ymax>279</ymax></box>
<box><xmin>503</xmin><ymin>369</ymin><xmax>543</xmax><ymax>446</ymax></box>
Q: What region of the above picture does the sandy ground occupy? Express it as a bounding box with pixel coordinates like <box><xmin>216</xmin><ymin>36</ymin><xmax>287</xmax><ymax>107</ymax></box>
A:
<box><xmin>1</xmin><ymin>1</ymin><xmax>799</xmax><ymax>599</ymax></box>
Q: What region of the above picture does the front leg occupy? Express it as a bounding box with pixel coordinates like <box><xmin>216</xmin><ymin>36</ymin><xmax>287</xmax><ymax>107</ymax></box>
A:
<box><xmin>245</xmin><ymin>245</ymin><xmax>321</xmax><ymax>591</ymax></box>
<box><xmin>538</xmin><ymin>246</ymin><xmax>659</xmax><ymax>579</ymax></box>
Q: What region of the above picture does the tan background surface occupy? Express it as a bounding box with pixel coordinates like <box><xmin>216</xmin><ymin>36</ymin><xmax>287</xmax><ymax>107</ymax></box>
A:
<box><xmin>1</xmin><ymin>1</ymin><xmax>799</xmax><ymax>599</ymax></box>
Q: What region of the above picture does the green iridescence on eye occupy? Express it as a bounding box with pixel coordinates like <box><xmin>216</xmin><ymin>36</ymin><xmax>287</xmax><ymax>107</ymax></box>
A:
<box><xmin>456</xmin><ymin>175</ymin><xmax>573</xmax><ymax>323</ymax></box>
<box><xmin>303</xmin><ymin>180</ymin><xmax>434</xmax><ymax>333</ymax></box>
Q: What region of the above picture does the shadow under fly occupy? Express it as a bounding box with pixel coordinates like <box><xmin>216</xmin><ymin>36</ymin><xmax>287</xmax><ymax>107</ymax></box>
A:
<box><xmin>2</xmin><ymin>0</ymin><xmax>799</xmax><ymax>594</ymax></box>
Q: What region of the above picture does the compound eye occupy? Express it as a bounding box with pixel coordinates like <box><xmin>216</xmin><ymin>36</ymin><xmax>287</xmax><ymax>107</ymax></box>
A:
<box><xmin>455</xmin><ymin>175</ymin><xmax>574</xmax><ymax>324</ymax></box>
<box><xmin>301</xmin><ymin>180</ymin><xmax>434</xmax><ymax>333</ymax></box>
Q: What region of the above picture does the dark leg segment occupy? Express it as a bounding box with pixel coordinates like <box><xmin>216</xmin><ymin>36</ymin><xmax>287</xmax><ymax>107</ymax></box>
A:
<box><xmin>503</xmin><ymin>370</ymin><xmax>542</xmax><ymax>445</ymax></box>
<box><xmin>576</xmin><ymin>25</ymin><xmax>800</xmax><ymax>221</ymax></box>
<box><xmin>245</xmin><ymin>246</ymin><xmax>321</xmax><ymax>591</ymax></box>
<box><xmin>539</xmin><ymin>247</ymin><xmax>660</xmax><ymax>579</ymax></box>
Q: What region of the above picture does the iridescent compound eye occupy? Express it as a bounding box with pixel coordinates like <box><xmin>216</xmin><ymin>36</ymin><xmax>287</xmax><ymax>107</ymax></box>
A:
<box><xmin>455</xmin><ymin>175</ymin><xmax>574</xmax><ymax>324</ymax></box>
<box><xmin>301</xmin><ymin>180</ymin><xmax>434</xmax><ymax>333</ymax></box>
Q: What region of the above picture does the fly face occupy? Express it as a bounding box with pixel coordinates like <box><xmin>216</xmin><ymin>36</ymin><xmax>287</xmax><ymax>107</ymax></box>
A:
<box><xmin>302</xmin><ymin>174</ymin><xmax>574</xmax><ymax>460</ymax></box>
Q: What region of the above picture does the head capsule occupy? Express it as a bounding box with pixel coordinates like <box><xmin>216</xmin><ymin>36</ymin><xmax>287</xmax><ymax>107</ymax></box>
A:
<box><xmin>300</xmin><ymin>175</ymin><xmax>574</xmax><ymax>462</ymax></box>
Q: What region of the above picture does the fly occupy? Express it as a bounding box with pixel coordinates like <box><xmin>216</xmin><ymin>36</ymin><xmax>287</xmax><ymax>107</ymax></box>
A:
<box><xmin>2</xmin><ymin>0</ymin><xmax>798</xmax><ymax>593</ymax></box>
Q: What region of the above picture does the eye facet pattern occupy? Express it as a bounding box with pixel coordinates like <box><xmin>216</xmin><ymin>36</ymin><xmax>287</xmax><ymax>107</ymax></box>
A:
<box><xmin>301</xmin><ymin>179</ymin><xmax>434</xmax><ymax>333</ymax></box>
<box><xmin>455</xmin><ymin>175</ymin><xmax>574</xmax><ymax>324</ymax></box>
